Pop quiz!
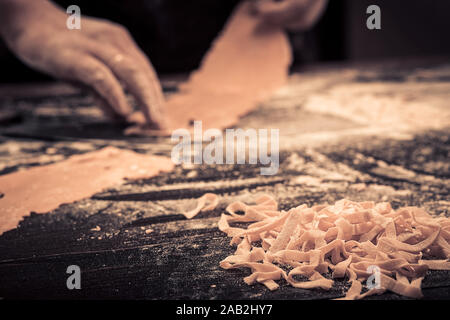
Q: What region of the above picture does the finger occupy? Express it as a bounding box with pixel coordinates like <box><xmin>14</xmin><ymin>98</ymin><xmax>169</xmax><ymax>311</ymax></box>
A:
<box><xmin>106</xmin><ymin>27</ymin><xmax>166</xmax><ymax>108</ymax></box>
<box><xmin>285</xmin><ymin>0</ymin><xmax>328</xmax><ymax>30</ymax></box>
<box><xmin>92</xmin><ymin>94</ymin><xmax>126</xmax><ymax>121</ymax></box>
<box><xmin>53</xmin><ymin>51</ymin><xmax>133</xmax><ymax>119</ymax></box>
<box><xmin>253</xmin><ymin>0</ymin><xmax>306</xmax><ymax>26</ymax></box>
<box><xmin>84</xmin><ymin>41</ymin><xmax>167</xmax><ymax>130</ymax></box>
<box><xmin>81</xmin><ymin>22</ymin><xmax>167</xmax><ymax>128</ymax></box>
<box><xmin>254</xmin><ymin>0</ymin><xmax>321</xmax><ymax>28</ymax></box>
<box><xmin>64</xmin><ymin>79</ymin><xmax>127</xmax><ymax>121</ymax></box>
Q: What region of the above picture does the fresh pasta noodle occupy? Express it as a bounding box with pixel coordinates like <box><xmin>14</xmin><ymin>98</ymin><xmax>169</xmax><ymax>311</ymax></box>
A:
<box><xmin>183</xmin><ymin>193</ymin><xmax>219</xmax><ymax>219</ymax></box>
<box><xmin>216</xmin><ymin>194</ymin><xmax>450</xmax><ymax>299</ymax></box>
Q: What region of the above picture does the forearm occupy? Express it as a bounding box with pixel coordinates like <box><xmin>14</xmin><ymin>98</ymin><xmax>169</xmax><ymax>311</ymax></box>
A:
<box><xmin>0</xmin><ymin>0</ymin><xmax>63</xmax><ymax>47</ymax></box>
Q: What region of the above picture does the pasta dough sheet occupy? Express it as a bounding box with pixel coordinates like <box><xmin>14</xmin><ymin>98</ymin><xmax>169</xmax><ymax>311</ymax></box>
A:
<box><xmin>127</xmin><ymin>1</ymin><xmax>291</xmax><ymax>134</ymax></box>
<box><xmin>0</xmin><ymin>147</ymin><xmax>174</xmax><ymax>234</ymax></box>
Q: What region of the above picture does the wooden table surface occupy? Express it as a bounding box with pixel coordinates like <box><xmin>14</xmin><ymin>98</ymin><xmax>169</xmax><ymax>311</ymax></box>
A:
<box><xmin>0</xmin><ymin>58</ymin><xmax>449</xmax><ymax>300</ymax></box>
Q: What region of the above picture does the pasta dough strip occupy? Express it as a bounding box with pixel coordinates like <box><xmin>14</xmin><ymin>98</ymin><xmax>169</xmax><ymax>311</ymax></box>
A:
<box><xmin>216</xmin><ymin>195</ymin><xmax>450</xmax><ymax>299</ymax></box>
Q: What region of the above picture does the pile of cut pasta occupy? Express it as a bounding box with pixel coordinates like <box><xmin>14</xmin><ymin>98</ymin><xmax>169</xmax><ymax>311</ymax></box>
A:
<box><xmin>216</xmin><ymin>195</ymin><xmax>450</xmax><ymax>299</ymax></box>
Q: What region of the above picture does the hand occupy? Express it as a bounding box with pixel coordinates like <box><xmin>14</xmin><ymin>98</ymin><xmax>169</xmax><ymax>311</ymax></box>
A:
<box><xmin>250</xmin><ymin>0</ymin><xmax>328</xmax><ymax>31</ymax></box>
<box><xmin>0</xmin><ymin>0</ymin><xmax>166</xmax><ymax>129</ymax></box>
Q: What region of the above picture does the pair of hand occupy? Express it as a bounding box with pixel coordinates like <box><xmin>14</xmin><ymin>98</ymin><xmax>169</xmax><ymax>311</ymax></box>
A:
<box><xmin>0</xmin><ymin>0</ymin><xmax>327</xmax><ymax>129</ymax></box>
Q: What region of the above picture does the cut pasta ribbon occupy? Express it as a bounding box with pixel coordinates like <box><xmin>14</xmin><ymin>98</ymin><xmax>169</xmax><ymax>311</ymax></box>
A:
<box><xmin>217</xmin><ymin>195</ymin><xmax>450</xmax><ymax>299</ymax></box>
<box><xmin>183</xmin><ymin>193</ymin><xmax>219</xmax><ymax>219</ymax></box>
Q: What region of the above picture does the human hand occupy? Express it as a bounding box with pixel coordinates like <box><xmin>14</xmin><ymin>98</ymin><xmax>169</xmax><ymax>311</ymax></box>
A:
<box><xmin>0</xmin><ymin>0</ymin><xmax>166</xmax><ymax>129</ymax></box>
<box><xmin>250</xmin><ymin>0</ymin><xmax>328</xmax><ymax>31</ymax></box>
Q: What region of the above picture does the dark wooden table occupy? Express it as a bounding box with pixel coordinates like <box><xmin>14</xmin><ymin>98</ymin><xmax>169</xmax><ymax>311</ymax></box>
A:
<box><xmin>0</xmin><ymin>59</ymin><xmax>449</xmax><ymax>300</ymax></box>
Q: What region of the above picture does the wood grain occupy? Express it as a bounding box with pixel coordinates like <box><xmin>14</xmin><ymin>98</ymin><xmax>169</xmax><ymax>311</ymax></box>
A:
<box><xmin>0</xmin><ymin>59</ymin><xmax>449</xmax><ymax>299</ymax></box>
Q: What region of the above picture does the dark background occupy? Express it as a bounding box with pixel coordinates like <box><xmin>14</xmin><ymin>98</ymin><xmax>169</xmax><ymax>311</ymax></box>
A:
<box><xmin>0</xmin><ymin>0</ymin><xmax>449</xmax><ymax>83</ymax></box>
